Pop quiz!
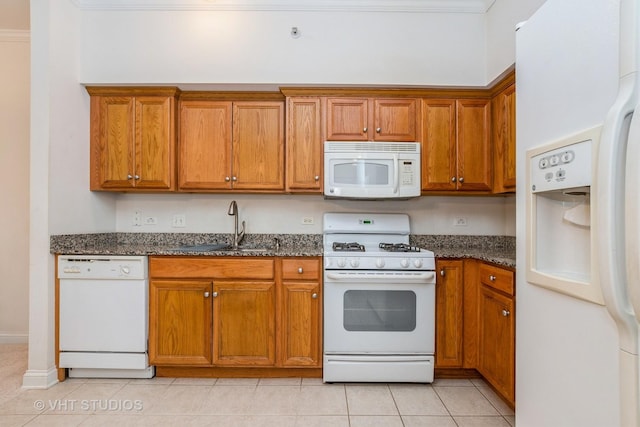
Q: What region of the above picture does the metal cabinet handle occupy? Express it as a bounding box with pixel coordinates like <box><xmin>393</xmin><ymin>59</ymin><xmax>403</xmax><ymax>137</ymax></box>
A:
<box><xmin>502</xmin><ymin>309</ymin><xmax>510</xmax><ymax>317</ymax></box>
<box><xmin>212</xmin><ymin>291</ymin><xmax>218</xmax><ymax>298</ymax></box>
<box><xmin>127</xmin><ymin>174</ymin><xmax>133</xmax><ymax>180</ymax></box>
<box><xmin>225</xmin><ymin>176</ymin><xmax>231</xmax><ymax>182</ymax></box>
<box><xmin>440</xmin><ymin>269</ymin><xmax>445</xmax><ymax>277</ymax></box>
<box><xmin>451</xmin><ymin>177</ymin><xmax>457</xmax><ymax>182</ymax></box>
<box><xmin>298</xmin><ymin>267</ymin><xmax>304</xmax><ymax>274</ymax></box>
<box><xmin>312</xmin><ymin>293</ymin><xmax>318</xmax><ymax>299</ymax></box>
<box><xmin>489</xmin><ymin>275</ymin><xmax>496</xmax><ymax>281</ymax></box>
<box><xmin>376</xmin><ymin>127</ymin><xmax>381</xmax><ymax>133</ymax></box>
<box><xmin>134</xmin><ymin>175</ymin><xmax>140</xmax><ymax>180</ymax></box>
<box><xmin>459</xmin><ymin>177</ymin><xmax>464</xmax><ymax>183</ymax></box>
<box><xmin>232</xmin><ymin>176</ymin><xmax>238</xmax><ymax>182</ymax></box>
<box><xmin>363</xmin><ymin>127</ymin><xmax>368</xmax><ymax>133</ymax></box>
<box><xmin>314</xmin><ymin>175</ymin><xmax>320</xmax><ymax>181</ymax></box>
<box><xmin>204</xmin><ymin>291</ymin><xmax>210</xmax><ymax>298</ymax></box>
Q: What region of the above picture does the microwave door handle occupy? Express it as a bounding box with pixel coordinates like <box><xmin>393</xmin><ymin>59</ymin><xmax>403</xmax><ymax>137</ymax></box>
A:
<box><xmin>392</xmin><ymin>154</ymin><xmax>399</xmax><ymax>194</ymax></box>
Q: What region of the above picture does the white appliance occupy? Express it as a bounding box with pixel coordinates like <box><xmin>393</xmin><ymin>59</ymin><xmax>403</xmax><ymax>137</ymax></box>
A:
<box><xmin>516</xmin><ymin>0</ymin><xmax>640</xmax><ymax>425</ymax></box>
<box><xmin>323</xmin><ymin>141</ymin><xmax>421</xmax><ymax>199</ymax></box>
<box><xmin>58</xmin><ymin>255</ymin><xmax>154</xmax><ymax>378</ymax></box>
<box><xmin>322</xmin><ymin>212</ymin><xmax>436</xmax><ymax>383</ymax></box>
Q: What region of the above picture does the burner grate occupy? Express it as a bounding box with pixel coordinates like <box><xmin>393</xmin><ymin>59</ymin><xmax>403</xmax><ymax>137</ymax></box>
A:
<box><xmin>332</xmin><ymin>242</ymin><xmax>366</xmax><ymax>252</ymax></box>
<box><xmin>379</xmin><ymin>243</ymin><xmax>421</xmax><ymax>253</ymax></box>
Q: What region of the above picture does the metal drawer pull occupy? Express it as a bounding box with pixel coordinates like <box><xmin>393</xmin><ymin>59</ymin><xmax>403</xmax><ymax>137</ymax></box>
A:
<box><xmin>489</xmin><ymin>275</ymin><xmax>496</xmax><ymax>281</ymax></box>
<box><xmin>298</xmin><ymin>267</ymin><xmax>303</xmax><ymax>274</ymax></box>
<box><xmin>502</xmin><ymin>309</ymin><xmax>510</xmax><ymax>317</ymax></box>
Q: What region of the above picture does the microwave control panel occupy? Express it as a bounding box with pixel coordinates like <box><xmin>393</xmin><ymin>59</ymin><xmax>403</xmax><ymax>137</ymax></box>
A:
<box><xmin>530</xmin><ymin>138</ymin><xmax>592</xmax><ymax>193</ymax></box>
<box><xmin>400</xmin><ymin>160</ymin><xmax>417</xmax><ymax>186</ymax></box>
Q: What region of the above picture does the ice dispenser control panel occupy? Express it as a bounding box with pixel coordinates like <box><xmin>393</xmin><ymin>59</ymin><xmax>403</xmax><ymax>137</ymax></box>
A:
<box><xmin>530</xmin><ymin>138</ymin><xmax>592</xmax><ymax>193</ymax></box>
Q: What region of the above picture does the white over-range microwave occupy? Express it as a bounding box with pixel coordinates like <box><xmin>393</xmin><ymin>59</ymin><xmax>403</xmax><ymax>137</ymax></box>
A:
<box><xmin>324</xmin><ymin>141</ymin><xmax>421</xmax><ymax>199</ymax></box>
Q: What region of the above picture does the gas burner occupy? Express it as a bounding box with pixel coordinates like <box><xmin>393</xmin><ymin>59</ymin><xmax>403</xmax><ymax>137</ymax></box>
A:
<box><xmin>379</xmin><ymin>243</ymin><xmax>421</xmax><ymax>253</ymax></box>
<box><xmin>332</xmin><ymin>242</ymin><xmax>365</xmax><ymax>252</ymax></box>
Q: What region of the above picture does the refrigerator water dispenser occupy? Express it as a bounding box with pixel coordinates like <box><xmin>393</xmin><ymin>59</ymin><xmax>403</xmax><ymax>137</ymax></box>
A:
<box><xmin>526</xmin><ymin>126</ymin><xmax>605</xmax><ymax>304</ymax></box>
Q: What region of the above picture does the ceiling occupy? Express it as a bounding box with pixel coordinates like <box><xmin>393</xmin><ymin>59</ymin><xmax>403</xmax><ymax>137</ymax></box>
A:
<box><xmin>71</xmin><ymin>0</ymin><xmax>497</xmax><ymax>13</ymax></box>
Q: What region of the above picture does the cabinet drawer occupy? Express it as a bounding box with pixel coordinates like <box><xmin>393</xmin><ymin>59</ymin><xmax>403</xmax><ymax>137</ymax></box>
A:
<box><xmin>282</xmin><ymin>258</ymin><xmax>321</xmax><ymax>280</ymax></box>
<box><xmin>480</xmin><ymin>263</ymin><xmax>514</xmax><ymax>296</ymax></box>
<box><xmin>150</xmin><ymin>257</ymin><xmax>274</xmax><ymax>279</ymax></box>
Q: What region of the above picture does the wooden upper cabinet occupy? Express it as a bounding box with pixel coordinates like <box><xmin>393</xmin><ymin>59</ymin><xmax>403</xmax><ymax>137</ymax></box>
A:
<box><xmin>422</xmin><ymin>99</ymin><xmax>457</xmax><ymax>191</ymax></box>
<box><xmin>422</xmin><ymin>98</ymin><xmax>491</xmax><ymax>192</ymax></box>
<box><xmin>233</xmin><ymin>102</ymin><xmax>285</xmax><ymax>191</ymax></box>
<box><xmin>286</xmin><ymin>97</ymin><xmax>323</xmax><ymax>193</ymax></box>
<box><xmin>177</xmin><ymin>97</ymin><xmax>285</xmax><ymax>192</ymax></box>
<box><xmin>178</xmin><ymin>101</ymin><xmax>232</xmax><ymax>190</ymax></box>
<box><xmin>456</xmin><ymin>99</ymin><xmax>492</xmax><ymax>191</ymax></box>
<box><xmin>326</xmin><ymin>97</ymin><xmax>418</xmax><ymax>141</ymax></box>
<box><xmin>492</xmin><ymin>83</ymin><xmax>516</xmax><ymax>193</ymax></box>
<box><xmin>88</xmin><ymin>87</ymin><xmax>178</xmax><ymax>191</ymax></box>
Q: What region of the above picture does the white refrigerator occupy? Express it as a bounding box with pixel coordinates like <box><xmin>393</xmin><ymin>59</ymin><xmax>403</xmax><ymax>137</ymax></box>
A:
<box><xmin>516</xmin><ymin>0</ymin><xmax>639</xmax><ymax>426</ymax></box>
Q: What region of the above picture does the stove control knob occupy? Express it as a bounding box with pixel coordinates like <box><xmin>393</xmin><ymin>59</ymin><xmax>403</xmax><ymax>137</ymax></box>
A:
<box><xmin>375</xmin><ymin>258</ymin><xmax>385</xmax><ymax>268</ymax></box>
<box><xmin>350</xmin><ymin>259</ymin><xmax>360</xmax><ymax>268</ymax></box>
<box><xmin>413</xmin><ymin>259</ymin><xmax>424</xmax><ymax>268</ymax></box>
<box><xmin>325</xmin><ymin>258</ymin><xmax>332</xmax><ymax>268</ymax></box>
<box><xmin>400</xmin><ymin>259</ymin><xmax>410</xmax><ymax>268</ymax></box>
<box><xmin>337</xmin><ymin>258</ymin><xmax>347</xmax><ymax>268</ymax></box>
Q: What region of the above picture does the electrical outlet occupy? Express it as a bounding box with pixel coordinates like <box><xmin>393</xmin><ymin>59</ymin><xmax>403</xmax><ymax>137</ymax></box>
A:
<box><xmin>453</xmin><ymin>216</ymin><xmax>468</xmax><ymax>226</ymax></box>
<box><xmin>133</xmin><ymin>211</ymin><xmax>142</xmax><ymax>227</ymax></box>
<box><xmin>144</xmin><ymin>216</ymin><xmax>158</xmax><ymax>226</ymax></box>
<box><xmin>172</xmin><ymin>214</ymin><xmax>186</xmax><ymax>228</ymax></box>
<box><xmin>302</xmin><ymin>216</ymin><xmax>314</xmax><ymax>225</ymax></box>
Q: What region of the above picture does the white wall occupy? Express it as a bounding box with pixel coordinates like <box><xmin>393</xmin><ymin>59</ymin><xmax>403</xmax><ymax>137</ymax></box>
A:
<box><xmin>485</xmin><ymin>0</ymin><xmax>546</xmax><ymax>83</ymax></box>
<box><xmin>0</xmin><ymin>29</ymin><xmax>30</xmax><ymax>343</ymax></box>
<box><xmin>116</xmin><ymin>194</ymin><xmax>514</xmax><ymax>235</ymax></box>
<box><xmin>80</xmin><ymin>9</ymin><xmax>487</xmax><ymax>86</ymax></box>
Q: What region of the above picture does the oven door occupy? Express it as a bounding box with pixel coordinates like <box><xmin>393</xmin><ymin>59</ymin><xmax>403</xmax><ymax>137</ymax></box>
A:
<box><xmin>323</xmin><ymin>270</ymin><xmax>435</xmax><ymax>354</ymax></box>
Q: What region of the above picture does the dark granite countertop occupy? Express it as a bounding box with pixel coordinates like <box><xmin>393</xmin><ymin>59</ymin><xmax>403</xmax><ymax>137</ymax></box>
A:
<box><xmin>50</xmin><ymin>233</ymin><xmax>515</xmax><ymax>268</ymax></box>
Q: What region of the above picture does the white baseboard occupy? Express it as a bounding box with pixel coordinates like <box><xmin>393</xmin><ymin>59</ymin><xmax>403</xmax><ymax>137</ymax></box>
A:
<box><xmin>22</xmin><ymin>368</ymin><xmax>59</xmax><ymax>389</ymax></box>
<box><xmin>0</xmin><ymin>333</ymin><xmax>28</xmax><ymax>344</ymax></box>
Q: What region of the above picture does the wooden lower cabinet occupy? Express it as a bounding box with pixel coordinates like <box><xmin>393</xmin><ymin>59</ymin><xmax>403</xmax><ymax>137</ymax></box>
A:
<box><xmin>434</xmin><ymin>259</ymin><xmax>515</xmax><ymax>407</ymax></box>
<box><xmin>214</xmin><ymin>280</ymin><xmax>276</xmax><ymax>366</ymax></box>
<box><xmin>435</xmin><ymin>260</ymin><xmax>464</xmax><ymax>367</ymax></box>
<box><xmin>148</xmin><ymin>256</ymin><xmax>322</xmax><ymax>372</ymax></box>
<box><xmin>149</xmin><ymin>280</ymin><xmax>213</xmax><ymax>366</ymax></box>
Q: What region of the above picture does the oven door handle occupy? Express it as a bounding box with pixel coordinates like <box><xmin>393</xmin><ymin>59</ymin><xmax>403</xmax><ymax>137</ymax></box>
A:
<box><xmin>324</xmin><ymin>271</ymin><xmax>436</xmax><ymax>283</ymax></box>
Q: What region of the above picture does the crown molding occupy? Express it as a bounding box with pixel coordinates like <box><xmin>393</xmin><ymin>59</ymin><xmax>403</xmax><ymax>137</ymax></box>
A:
<box><xmin>71</xmin><ymin>0</ymin><xmax>497</xmax><ymax>13</ymax></box>
<box><xmin>0</xmin><ymin>29</ymin><xmax>30</xmax><ymax>42</ymax></box>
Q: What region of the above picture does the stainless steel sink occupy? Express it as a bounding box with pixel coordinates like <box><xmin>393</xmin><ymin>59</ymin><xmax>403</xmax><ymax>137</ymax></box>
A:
<box><xmin>171</xmin><ymin>243</ymin><xmax>231</xmax><ymax>252</ymax></box>
<box><xmin>171</xmin><ymin>243</ymin><xmax>271</xmax><ymax>253</ymax></box>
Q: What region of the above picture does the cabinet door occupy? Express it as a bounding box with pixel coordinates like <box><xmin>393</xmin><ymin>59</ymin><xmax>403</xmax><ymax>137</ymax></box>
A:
<box><xmin>149</xmin><ymin>280</ymin><xmax>213</xmax><ymax>366</ymax></box>
<box><xmin>456</xmin><ymin>99</ymin><xmax>492</xmax><ymax>191</ymax></box>
<box><xmin>232</xmin><ymin>102</ymin><xmax>285</xmax><ymax>190</ymax></box>
<box><xmin>213</xmin><ymin>280</ymin><xmax>276</xmax><ymax>366</ymax></box>
<box><xmin>422</xmin><ymin>99</ymin><xmax>457</xmax><ymax>191</ymax></box>
<box><xmin>280</xmin><ymin>281</ymin><xmax>322</xmax><ymax>367</ymax></box>
<box><xmin>435</xmin><ymin>260</ymin><xmax>464</xmax><ymax>368</ymax></box>
<box><xmin>326</xmin><ymin>98</ymin><xmax>369</xmax><ymax>141</ymax></box>
<box><xmin>478</xmin><ymin>286</ymin><xmax>515</xmax><ymax>405</ymax></box>
<box><xmin>493</xmin><ymin>84</ymin><xmax>516</xmax><ymax>192</ymax></box>
<box><xmin>134</xmin><ymin>96</ymin><xmax>175</xmax><ymax>190</ymax></box>
<box><xmin>286</xmin><ymin>97</ymin><xmax>323</xmax><ymax>192</ymax></box>
<box><xmin>373</xmin><ymin>98</ymin><xmax>418</xmax><ymax>141</ymax></box>
<box><xmin>90</xmin><ymin>96</ymin><xmax>135</xmax><ymax>189</ymax></box>
<box><xmin>178</xmin><ymin>100</ymin><xmax>232</xmax><ymax>190</ymax></box>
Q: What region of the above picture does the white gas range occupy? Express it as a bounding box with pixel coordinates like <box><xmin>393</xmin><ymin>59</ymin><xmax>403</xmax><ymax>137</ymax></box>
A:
<box><xmin>322</xmin><ymin>212</ymin><xmax>437</xmax><ymax>383</ymax></box>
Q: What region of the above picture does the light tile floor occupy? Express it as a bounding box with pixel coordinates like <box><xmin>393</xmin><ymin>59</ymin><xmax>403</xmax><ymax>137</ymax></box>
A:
<box><xmin>0</xmin><ymin>344</ymin><xmax>515</xmax><ymax>426</ymax></box>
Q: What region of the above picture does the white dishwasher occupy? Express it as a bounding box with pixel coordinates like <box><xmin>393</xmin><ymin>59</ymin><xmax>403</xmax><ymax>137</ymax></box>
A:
<box><xmin>58</xmin><ymin>255</ymin><xmax>154</xmax><ymax>378</ymax></box>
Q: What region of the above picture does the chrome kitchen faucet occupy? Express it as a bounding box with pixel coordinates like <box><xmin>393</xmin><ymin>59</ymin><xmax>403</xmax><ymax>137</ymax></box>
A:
<box><xmin>227</xmin><ymin>200</ymin><xmax>245</xmax><ymax>249</ymax></box>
